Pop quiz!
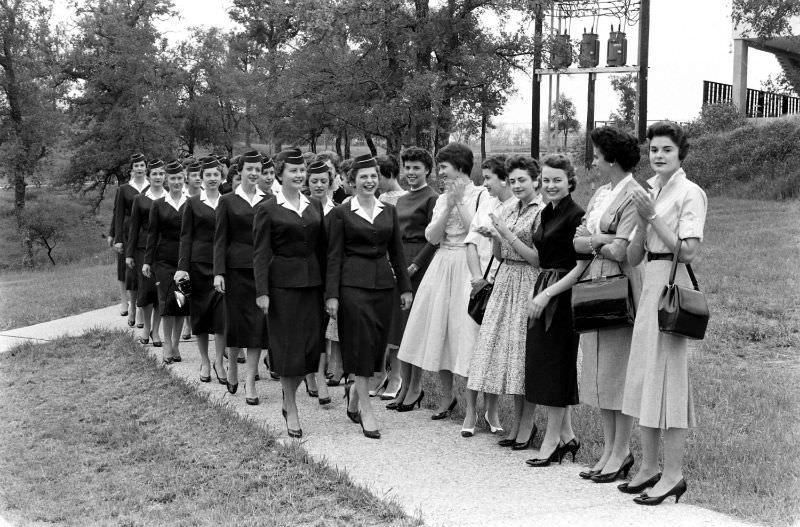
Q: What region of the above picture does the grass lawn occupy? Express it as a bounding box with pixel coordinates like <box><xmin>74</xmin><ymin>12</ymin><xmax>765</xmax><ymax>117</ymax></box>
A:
<box><xmin>0</xmin><ymin>331</ymin><xmax>414</xmax><ymax>526</ymax></box>
<box><xmin>419</xmin><ymin>196</ymin><xmax>800</xmax><ymax>527</ymax></box>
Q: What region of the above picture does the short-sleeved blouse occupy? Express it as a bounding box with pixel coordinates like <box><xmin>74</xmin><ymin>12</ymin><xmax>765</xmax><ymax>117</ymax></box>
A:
<box><xmin>425</xmin><ymin>184</ymin><xmax>485</xmax><ymax>246</ymax></box>
<box><xmin>499</xmin><ymin>196</ymin><xmax>543</xmax><ymax>262</ymax></box>
<box><xmin>532</xmin><ymin>194</ymin><xmax>584</xmax><ymax>269</ymax></box>
<box><xmin>645</xmin><ymin>169</ymin><xmax>707</xmax><ymax>251</ymax></box>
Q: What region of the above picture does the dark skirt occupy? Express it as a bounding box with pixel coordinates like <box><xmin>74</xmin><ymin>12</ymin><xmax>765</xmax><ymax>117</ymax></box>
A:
<box><xmin>156</xmin><ymin>261</ymin><xmax>190</xmax><ymax>317</ymax></box>
<box><xmin>339</xmin><ymin>286</ymin><xmax>393</xmax><ymax>377</ymax></box>
<box><xmin>134</xmin><ymin>249</ymin><xmax>158</xmax><ymax>308</ymax></box>
<box><xmin>189</xmin><ymin>262</ymin><xmax>224</xmax><ymax>335</ymax></box>
<box><xmin>268</xmin><ymin>286</ymin><xmax>324</xmax><ymax>376</ymax></box>
<box><xmin>525</xmin><ymin>272</ymin><xmax>580</xmax><ymax>407</ymax></box>
<box><xmin>224</xmin><ymin>267</ymin><xmax>268</xmax><ymax>349</ymax></box>
<box><xmin>388</xmin><ymin>241</ymin><xmax>432</xmax><ymax>346</ymax></box>
<box><xmin>116</xmin><ymin>252</ymin><xmax>128</xmax><ymax>285</ymax></box>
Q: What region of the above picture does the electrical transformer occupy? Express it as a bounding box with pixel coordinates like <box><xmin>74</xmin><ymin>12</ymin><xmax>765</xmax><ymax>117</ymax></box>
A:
<box><xmin>579</xmin><ymin>31</ymin><xmax>599</xmax><ymax>68</ymax></box>
<box><xmin>607</xmin><ymin>25</ymin><xmax>627</xmax><ymax>66</ymax></box>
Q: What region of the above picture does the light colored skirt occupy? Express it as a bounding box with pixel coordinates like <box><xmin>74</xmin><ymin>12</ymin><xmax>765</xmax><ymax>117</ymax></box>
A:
<box><xmin>621</xmin><ymin>260</ymin><xmax>696</xmax><ymax>429</ymax></box>
<box><xmin>397</xmin><ymin>245</ymin><xmax>478</xmax><ymax>377</ymax></box>
<box><xmin>467</xmin><ymin>261</ymin><xmax>537</xmax><ymax>395</ymax></box>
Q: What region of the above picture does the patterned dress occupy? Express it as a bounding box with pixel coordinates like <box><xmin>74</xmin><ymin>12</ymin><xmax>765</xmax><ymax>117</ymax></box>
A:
<box><xmin>466</xmin><ymin>197</ymin><xmax>543</xmax><ymax>395</ymax></box>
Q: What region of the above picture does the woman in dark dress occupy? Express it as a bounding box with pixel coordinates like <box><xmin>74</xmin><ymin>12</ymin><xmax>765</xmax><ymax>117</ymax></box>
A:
<box><xmin>175</xmin><ymin>156</ymin><xmax>226</xmax><ymax>382</ymax></box>
<box><xmin>325</xmin><ymin>154</ymin><xmax>413</xmax><ymax>439</ymax></box>
<box><xmin>253</xmin><ymin>150</ymin><xmax>327</xmax><ymax>438</ymax></box>
<box><xmin>111</xmin><ymin>153</ymin><xmax>149</xmax><ymax>326</ymax></box>
<box><xmin>213</xmin><ymin>150</ymin><xmax>269</xmax><ymax>404</ymax></box>
<box><xmin>524</xmin><ymin>154</ymin><xmax>589</xmax><ymax>467</ymax></box>
<box><xmin>126</xmin><ymin>159</ymin><xmax>165</xmax><ymax>346</ymax></box>
<box><xmin>143</xmin><ymin>160</ymin><xmax>189</xmax><ymax>363</ymax></box>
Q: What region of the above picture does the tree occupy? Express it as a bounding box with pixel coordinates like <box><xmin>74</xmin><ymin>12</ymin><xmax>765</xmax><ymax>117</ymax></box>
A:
<box><xmin>20</xmin><ymin>198</ymin><xmax>83</xmax><ymax>266</ymax></box>
<box><xmin>760</xmin><ymin>72</ymin><xmax>797</xmax><ymax>96</ymax></box>
<box><xmin>731</xmin><ymin>0</ymin><xmax>800</xmax><ymax>38</ymax></box>
<box><xmin>551</xmin><ymin>96</ymin><xmax>580</xmax><ymax>149</ymax></box>
<box><xmin>609</xmin><ymin>73</ymin><xmax>637</xmax><ymax>131</ymax></box>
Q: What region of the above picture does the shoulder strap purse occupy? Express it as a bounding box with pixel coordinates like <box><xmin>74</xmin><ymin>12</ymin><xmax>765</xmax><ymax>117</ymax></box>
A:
<box><xmin>467</xmin><ymin>255</ymin><xmax>500</xmax><ymax>325</ymax></box>
<box><xmin>657</xmin><ymin>239</ymin><xmax>710</xmax><ymax>340</ymax></box>
<box><xmin>571</xmin><ymin>256</ymin><xmax>635</xmax><ymax>333</ymax></box>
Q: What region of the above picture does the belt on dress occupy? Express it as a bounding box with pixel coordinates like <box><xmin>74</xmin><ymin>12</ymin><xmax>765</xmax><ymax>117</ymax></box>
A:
<box><xmin>439</xmin><ymin>242</ymin><xmax>465</xmax><ymax>250</ymax></box>
<box><xmin>534</xmin><ymin>267</ymin><xmax>568</xmax><ymax>332</ymax></box>
<box><xmin>646</xmin><ymin>252</ymin><xmax>673</xmax><ymax>261</ymax></box>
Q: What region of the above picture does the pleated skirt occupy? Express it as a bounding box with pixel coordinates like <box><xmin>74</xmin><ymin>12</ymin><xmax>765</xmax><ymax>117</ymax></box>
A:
<box><xmin>621</xmin><ymin>260</ymin><xmax>696</xmax><ymax>429</ymax></box>
<box><xmin>268</xmin><ymin>286</ymin><xmax>324</xmax><ymax>377</ymax></box>
<box><xmin>339</xmin><ymin>286</ymin><xmax>393</xmax><ymax>377</ymax></box>
<box><xmin>155</xmin><ymin>261</ymin><xmax>189</xmax><ymax>317</ymax></box>
<box><xmin>134</xmin><ymin>249</ymin><xmax>158</xmax><ymax>308</ymax></box>
<box><xmin>224</xmin><ymin>267</ymin><xmax>268</xmax><ymax>349</ymax></box>
<box><xmin>189</xmin><ymin>261</ymin><xmax>224</xmax><ymax>335</ymax></box>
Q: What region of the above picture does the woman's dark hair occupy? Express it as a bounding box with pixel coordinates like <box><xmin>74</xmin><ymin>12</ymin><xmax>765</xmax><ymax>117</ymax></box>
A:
<box><xmin>314</xmin><ymin>151</ymin><xmax>340</xmax><ymax>173</ymax></box>
<box><xmin>400</xmin><ymin>146</ymin><xmax>433</xmax><ymax>173</ymax></box>
<box><xmin>504</xmin><ymin>155</ymin><xmax>540</xmax><ymax>183</ymax></box>
<box><xmin>590</xmin><ymin>126</ymin><xmax>641</xmax><ymax>171</ymax></box>
<box><xmin>541</xmin><ymin>154</ymin><xmax>577</xmax><ymax>193</ymax></box>
<box><xmin>376</xmin><ymin>154</ymin><xmax>399</xmax><ymax>179</ymax></box>
<box><xmin>647</xmin><ymin>121</ymin><xmax>690</xmax><ymax>160</ymax></box>
<box><xmin>436</xmin><ymin>142</ymin><xmax>473</xmax><ymax>176</ymax></box>
<box><xmin>481</xmin><ymin>154</ymin><xmax>508</xmax><ymax>180</ymax></box>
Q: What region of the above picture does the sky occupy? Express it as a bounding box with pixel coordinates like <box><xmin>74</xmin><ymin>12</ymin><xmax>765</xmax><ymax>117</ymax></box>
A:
<box><xmin>55</xmin><ymin>0</ymin><xmax>792</xmax><ymax>128</ymax></box>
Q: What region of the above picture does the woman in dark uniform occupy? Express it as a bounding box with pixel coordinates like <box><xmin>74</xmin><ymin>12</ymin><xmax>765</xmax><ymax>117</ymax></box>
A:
<box><xmin>111</xmin><ymin>153</ymin><xmax>149</xmax><ymax>326</ymax></box>
<box><xmin>126</xmin><ymin>159</ymin><xmax>165</xmax><ymax>346</ymax></box>
<box><xmin>325</xmin><ymin>154</ymin><xmax>413</xmax><ymax>439</ymax></box>
<box><xmin>214</xmin><ymin>150</ymin><xmax>269</xmax><ymax>404</ymax></box>
<box><xmin>143</xmin><ymin>160</ymin><xmax>189</xmax><ymax>363</ymax></box>
<box><xmin>253</xmin><ymin>149</ymin><xmax>327</xmax><ymax>438</ymax></box>
<box><xmin>175</xmin><ymin>156</ymin><xmax>226</xmax><ymax>381</ymax></box>
<box><xmin>524</xmin><ymin>154</ymin><xmax>588</xmax><ymax>467</ymax></box>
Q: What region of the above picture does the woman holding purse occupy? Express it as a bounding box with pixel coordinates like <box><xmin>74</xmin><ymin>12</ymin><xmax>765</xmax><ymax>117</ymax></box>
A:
<box><xmin>573</xmin><ymin>126</ymin><xmax>643</xmax><ymax>482</ymax></box>
<box><xmin>621</xmin><ymin>121</ymin><xmax>707</xmax><ymax>504</ymax></box>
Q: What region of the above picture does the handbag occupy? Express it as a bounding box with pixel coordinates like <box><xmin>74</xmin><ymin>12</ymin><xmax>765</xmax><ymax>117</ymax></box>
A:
<box><xmin>657</xmin><ymin>240</ymin><xmax>710</xmax><ymax>340</ymax></box>
<box><xmin>468</xmin><ymin>255</ymin><xmax>498</xmax><ymax>324</ymax></box>
<box><xmin>571</xmin><ymin>258</ymin><xmax>635</xmax><ymax>333</ymax></box>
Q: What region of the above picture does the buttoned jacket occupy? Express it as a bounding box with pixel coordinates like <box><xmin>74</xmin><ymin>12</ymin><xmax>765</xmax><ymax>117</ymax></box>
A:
<box><xmin>178</xmin><ymin>194</ymin><xmax>217</xmax><ymax>270</ymax></box>
<box><xmin>213</xmin><ymin>190</ymin><xmax>267</xmax><ymax>274</ymax></box>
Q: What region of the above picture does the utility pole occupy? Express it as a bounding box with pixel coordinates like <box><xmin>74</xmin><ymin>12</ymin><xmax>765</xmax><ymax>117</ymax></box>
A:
<box><xmin>637</xmin><ymin>0</ymin><xmax>650</xmax><ymax>142</ymax></box>
<box><xmin>531</xmin><ymin>3</ymin><xmax>544</xmax><ymax>158</ymax></box>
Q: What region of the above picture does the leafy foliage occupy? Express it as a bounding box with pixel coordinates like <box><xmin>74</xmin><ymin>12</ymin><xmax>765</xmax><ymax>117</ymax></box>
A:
<box><xmin>609</xmin><ymin>73</ymin><xmax>637</xmax><ymax>131</ymax></box>
<box><xmin>731</xmin><ymin>0</ymin><xmax>800</xmax><ymax>38</ymax></box>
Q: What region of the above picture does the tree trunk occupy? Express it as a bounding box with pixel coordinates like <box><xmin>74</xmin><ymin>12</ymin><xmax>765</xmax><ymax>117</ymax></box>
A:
<box><xmin>335</xmin><ymin>128</ymin><xmax>342</xmax><ymax>157</ymax></box>
<box><xmin>364</xmin><ymin>133</ymin><xmax>377</xmax><ymax>156</ymax></box>
<box><xmin>480</xmin><ymin>112</ymin><xmax>487</xmax><ymax>161</ymax></box>
<box><xmin>344</xmin><ymin>127</ymin><xmax>351</xmax><ymax>159</ymax></box>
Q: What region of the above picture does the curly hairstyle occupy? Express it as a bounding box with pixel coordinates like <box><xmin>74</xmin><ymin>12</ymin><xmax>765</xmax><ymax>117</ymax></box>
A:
<box><xmin>400</xmin><ymin>146</ymin><xmax>433</xmax><ymax>173</ymax></box>
<box><xmin>504</xmin><ymin>155</ymin><xmax>540</xmax><ymax>185</ymax></box>
<box><xmin>590</xmin><ymin>126</ymin><xmax>641</xmax><ymax>171</ymax></box>
<box><xmin>541</xmin><ymin>153</ymin><xmax>577</xmax><ymax>193</ymax></box>
<box><xmin>314</xmin><ymin>151</ymin><xmax>341</xmax><ymax>173</ymax></box>
<box><xmin>436</xmin><ymin>142</ymin><xmax>473</xmax><ymax>176</ymax></box>
<box><xmin>481</xmin><ymin>154</ymin><xmax>508</xmax><ymax>180</ymax></box>
<box><xmin>647</xmin><ymin>121</ymin><xmax>690</xmax><ymax>161</ymax></box>
<box><xmin>376</xmin><ymin>154</ymin><xmax>400</xmax><ymax>179</ymax></box>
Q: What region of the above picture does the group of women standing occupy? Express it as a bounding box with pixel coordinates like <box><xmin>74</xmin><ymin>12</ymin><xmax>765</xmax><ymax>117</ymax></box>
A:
<box><xmin>110</xmin><ymin>120</ymin><xmax>706</xmax><ymax>507</ymax></box>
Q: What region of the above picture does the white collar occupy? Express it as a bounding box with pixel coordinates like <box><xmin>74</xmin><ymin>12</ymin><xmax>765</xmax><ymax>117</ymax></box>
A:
<box><xmin>129</xmin><ymin>178</ymin><xmax>148</xmax><ymax>193</ymax></box>
<box><xmin>350</xmin><ymin>195</ymin><xmax>385</xmax><ymax>224</ymax></box>
<box><xmin>199</xmin><ymin>190</ymin><xmax>220</xmax><ymax>210</ymax></box>
<box><xmin>164</xmin><ymin>192</ymin><xmax>187</xmax><ymax>212</ymax></box>
<box><xmin>322</xmin><ymin>199</ymin><xmax>335</xmax><ymax>216</ymax></box>
<box><xmin>276</xmin><ymin>189</ymin><xmax>310</xmax><ymax>217</ymax></box>
<box><xmin>648</xmin><ymin>168</ymin><xmax>686</xmax><ymax>197</ymax></box>
<box><xmin>235</xmin><ymin>184</ymin><xmax>265</xmax><ymax>207</ymax></box>
<box><xmin>144</xmin><ymin>188</ymin><xmax>165</xmax><ymax>200</ymax></box>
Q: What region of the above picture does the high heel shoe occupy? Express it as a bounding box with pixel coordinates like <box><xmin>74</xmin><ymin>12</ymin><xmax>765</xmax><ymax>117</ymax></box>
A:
<box><xmin>282</xmin><ymin>408</ymin><xmax>302</xmax><ymax>439</ymax></box>
<box><xmin>318</xmin><ymin>395</ymin><xmax>331</xmax><ymax>405</ymax></box>
<box><xmin>246</xmin><ymin>396</ymin><xmax>259</xmax><ymax>405</ymax></box>
<box><xmin>226</xmin><ymin>380</ymin><xmax>238</xmax><ymax>394</ymax></box>
<box><xmin>484</xmin><ymin>411</ymin><xmax>503</xmax><ymax>434</ymax></box>
<box><xmin>461</xmin><ymin>412</ymin><xmax>479</xmax><ymax>437</ymax></box>
<box><xmin>213</xmin><ymin>364</ymin><xmax>227</xmax><ymax>385</ymax></box>
<box><xmin>385</xmin><ymin>400</ymin><xmax>400</xmax><ymax>410</ymax></box>
<box><xmin>344</xmin><ymin>385</ymin><xmax>360</xmax><ymax>424</ymax></box>
<box><xmin>368</xmin><ymin>375</ymin><xmax>389</xmax><ymax>397</ymax></box>
<box><xmin>526</xmin><ymin>441</ymin><xmax>564</xmax><ymax>467</ymax></box>
<box><xmin>618</xmin><ymin>472</ymin><xmax>662</xmax><ymax>494</ymax></box>
<box><xmin>633</xmin><ymin>478</ymin><xmax>687</xmax><ymax>505</ymax></box>
<box><xmin>591</xmin><ymin>453</ymin><xmax>634</xmax><ymax>483</ymax></box>
<box><xmin>151</xmin><ymin>331</ymin><xmax>162</xmax><ymax>347</ymax></box>
<box><xmin>200</xmin><ymin>366</ymin><xmax>211</xmax><ymax>383</ymax></box>
<box><xmin>172</xmin><ymin>355</ymin><xmax>182</xmax><ymax>362</ymax></box>
<box><xmin>304</xmin><ymin>378</ymin><xmax>318</xmax><ymax>398</ymax></box>
<box><xmin>511</xmin><ymin>425</ymin><xmax>538</xmax><ymax>450</ymax></box>
<box><xmin>358</xmin><ymin>413</ymin><xmax>380</xmax><ymax>439</ymax></box>
<box><xmin>136</xmin><ymin>323</ymin><xmax>144</xmax><ymax>329</ymax></box>
<box><xmin>430</xmin><ymin>398</ymin><xmax>457</xmax><ymax>420</ymax></box>
<box><xmin>396</xmin><ymin>390</ymin><xmax>425</xmax><ymax>412</ymax></box>
<box><xmin>579</xmin><ymin>469</ymin><xmax>601</xmax><ymax>480</ymax></box>
<box><xmin>326</xmin><ymin>373</ymin><xmax>345</xmax><ymax>386</ymax></box>
<box><xmin>380</xmin><ymin>378</ymin><xmax>402</xmax><ymax>400</ymax></box>
<box><xmin>560</xmin><ymin>437</ymin><xmax>580</xmax><ymax>462</ymax></box>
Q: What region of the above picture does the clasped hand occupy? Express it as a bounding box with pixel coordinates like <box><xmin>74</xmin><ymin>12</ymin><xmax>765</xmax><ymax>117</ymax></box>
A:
<box><xmin>256</xmin><ymin>295</ymin><xmax>269</xmax><ymax>315</ymax></box>
<box><xmin>445</xmin><ymin>179</ymin><xmax>467</xmax><ymax>208</ymax></box>
<box><xmin>631</xmin><ymin>189</ymin><xmax>655</xmax><ymax>219</ymax></box>
<box><xmin>527</xmin><ymin>292</ymin><xmax>549</xmax><ymax>325</ymax></box>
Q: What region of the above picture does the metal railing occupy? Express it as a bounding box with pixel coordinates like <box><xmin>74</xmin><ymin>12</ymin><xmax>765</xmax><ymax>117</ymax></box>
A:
<box><xmin>702</xmin><ymin>80</ymin><xmax>800</xmax><ymax>118</ymax></box>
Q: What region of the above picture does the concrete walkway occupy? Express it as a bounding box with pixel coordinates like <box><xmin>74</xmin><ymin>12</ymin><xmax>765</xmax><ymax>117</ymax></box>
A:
<box><xmin>0</xmin><ymin>306</ymin><xmax>761</xmax><ymax>527</ymax></box>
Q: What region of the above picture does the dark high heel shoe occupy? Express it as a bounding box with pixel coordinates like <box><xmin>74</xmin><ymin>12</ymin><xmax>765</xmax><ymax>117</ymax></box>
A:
<box><xmin>619</xmin><ymin>472</ymin><xmax>662</xmax><ymax>494</ymax></box>
<box><xmin>385</xmin><ymin>400</ymin><xmax>400</xmax><ymax>410</ymax></box>
<box><xmin>430</xmin><ymin>398</ymin><xmax>457</xmax><ymax>420</ymax></box>
<box><xmin>326</xmin><ymin>374</ymin><xmax>345</xmax><ymax>387</ymax></box>
<box><xmin>200</xmin><ymin>370</ymin><xmax>211</xmax><ymax>383</ymax></box>
<box><xmin>151</xmin><ymin>331</ymin><xmax>162</xmax><ymax>347</ymax></box>
<box><xmin>213</xmin><ymin>364</ymin><xmax>227</xmax><ymax>385</ymax></box>
<box><xmin>161</xmin><ymin>357</ymin><xmax>174</xmax><ymax>365</ymax></box>
<box><xmin>121</xmin><ymin>310</ymin><xmax>129</xmax><ymax>317</ymax></box>
<box><xmin>128</xmin><ymin>318</ymin><xmax>136</xmax><ymax>328</ymax></box>
<box><xmin>526</xmin><ymin>441</ymin><xmax>564</xmax><ymax>467</ymax></box>
<box><xmin>511</xmin><ymin>425</ymin><xmax>538</xmax><ymax>450</ymax></box>
<box><xmin>579</xmin><ymin>469</ymin><xmax>601</xmax><ymax>480</ymax></box>
<box><xmin>226</xmin><ymin>380</ymin><xmax>238</xmax><ymax>394</ymax></box>
<box><xmin>358</xmin><ymin>413</ymin><xmax>380</xmax><ymax>439</ymax></box>
<box><xmin>344</xmin><ymin>385</ymin><xmax>360</xmax><ymax>424</ymax></box>
<box><xmin>246</xmin><ymin>396</ymin><xmax>259</xmax><ymax>405</ymax></box>
<box><xmin>633</xmin><ymin>478</ymin><xmax>687</xmax><ymax>505</ymax></box>
<box><xmin>318</xmin><ymin>395</ymin><xmax>331</xmax><ymax>405</ymax></box>
<box><xmin>172</xmin><ymin>355</ymin><xmax>182</xmax><ymax>363</ymax></box>
<box><xmin>282</xmin><ymin>408</ymin><xmax>302</xmax><ymax>439</ymax></box>
<box><xmin>592</xmin><ymin>453</ymin><xmax>634</xmax><ymax>483</ymax></box>
<box><xmin>498</xmin><ymin>437</ymin><xmax>517</xmax><ymax>447</ymax></box>
<box><xmin>561</xmin><ymin>438</ymin><xmax>580</xmax><ymax>462</ymax></box>
<box><xmin>304</xmin><ymin>378</ymin><xmax>318</xmax><ymax>398</ymax></box>
<box><xmin>396</xmin><ymin>390</ymin><xmax>425</xmax><ymax>412</ymax></box>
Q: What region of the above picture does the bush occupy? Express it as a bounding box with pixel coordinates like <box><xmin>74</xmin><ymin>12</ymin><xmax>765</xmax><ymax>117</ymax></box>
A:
<box><xmin>687</xmin><ymin>102</ymin><xmax>748</xmax><ymax>137</ymax></box>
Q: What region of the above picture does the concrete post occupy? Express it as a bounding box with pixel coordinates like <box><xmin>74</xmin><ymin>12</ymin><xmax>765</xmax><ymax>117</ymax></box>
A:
<box><xmin>732</xmin><ymin>39</ymin><xmax>749</xmax><ymax>115</ymax></box>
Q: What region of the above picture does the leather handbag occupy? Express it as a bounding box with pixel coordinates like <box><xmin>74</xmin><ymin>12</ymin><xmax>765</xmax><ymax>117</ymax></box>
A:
<box><xmin>571</xmin><ymin>258</ymin><xmax>635</xmax><ymax>333</ymax></box>
<box><xmin>468</xmin><ymin>255</ymin><xmax>497</xmax><ymax>324</ymax></box>
<box><xmin>658</xmin><ymin>241</ymin><xmax>709</xmax><ymax>340</ymax></box>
